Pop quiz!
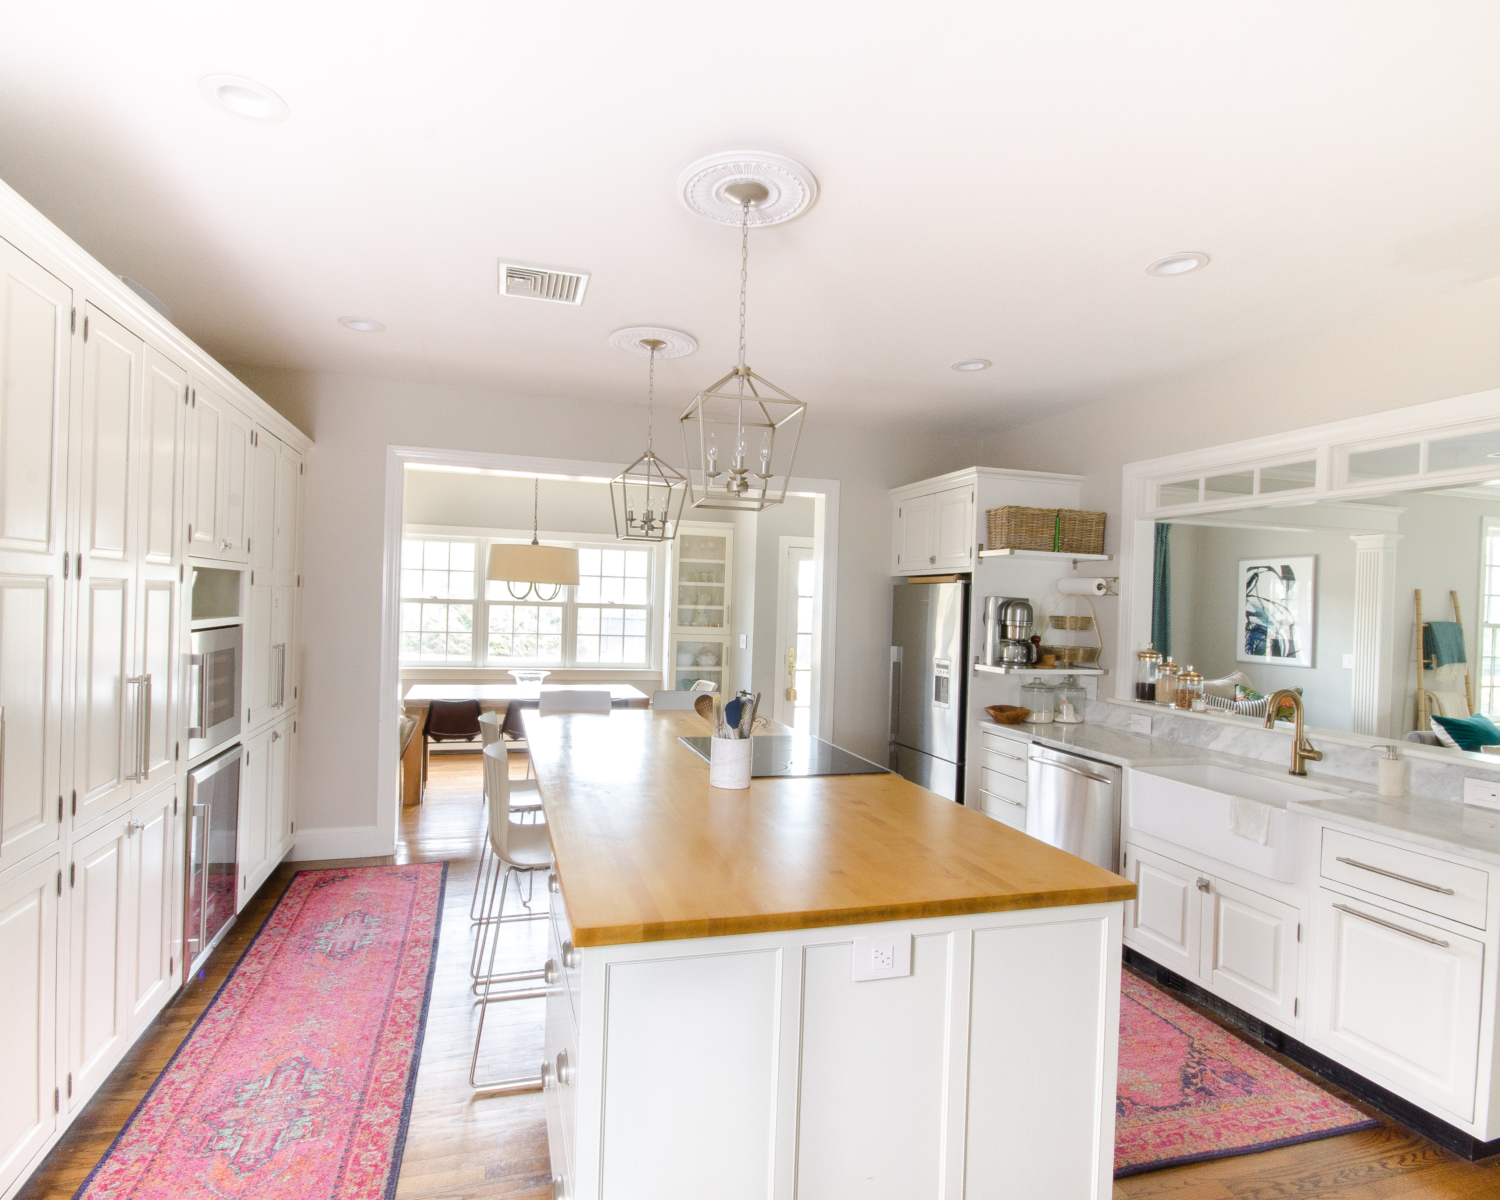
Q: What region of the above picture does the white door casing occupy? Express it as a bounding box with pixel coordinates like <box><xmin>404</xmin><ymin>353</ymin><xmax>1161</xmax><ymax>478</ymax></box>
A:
<box><xmin>773</xmin><ymin>539</ymin><xmax>814</xmax><ymax>730</ymax></box>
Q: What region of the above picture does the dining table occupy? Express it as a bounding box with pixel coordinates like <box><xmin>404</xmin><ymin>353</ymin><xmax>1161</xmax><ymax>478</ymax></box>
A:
<box><xmin>400</xmin><ymin>682</ymin><xmax>651</xmax><ymax>800</ymax></box>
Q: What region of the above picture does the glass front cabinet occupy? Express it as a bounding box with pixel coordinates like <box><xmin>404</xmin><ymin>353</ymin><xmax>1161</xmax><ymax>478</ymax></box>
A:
<box><xmin>667</xmin><ymin>522</ymin><xmax>734</xmax><ymax>692</ymax></box>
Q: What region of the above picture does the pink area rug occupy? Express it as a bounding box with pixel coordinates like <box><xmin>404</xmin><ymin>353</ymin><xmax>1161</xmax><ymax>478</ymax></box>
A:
<box><xmin>1116</xmin><ymin>972</ymin><xmax>1377</xmax><ymax>1176</ymax></box>
<box><xmin>76</xmin><ymin>864</ymin><xmax>447</xmax><ymax>1200</ymax></box>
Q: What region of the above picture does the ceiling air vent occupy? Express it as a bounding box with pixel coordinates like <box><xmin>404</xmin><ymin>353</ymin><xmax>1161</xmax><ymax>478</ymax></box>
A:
<box><xmin>498</xmin><ymin>261</ymin><xmax>590</xmax><ymax>305</ymax></box>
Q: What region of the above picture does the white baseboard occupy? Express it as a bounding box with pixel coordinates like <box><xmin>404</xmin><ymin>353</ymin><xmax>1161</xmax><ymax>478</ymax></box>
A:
<box><xmin>289</xmin><ymin>824</ymin><xmax>394</xmax><ymax>862</ymax></box>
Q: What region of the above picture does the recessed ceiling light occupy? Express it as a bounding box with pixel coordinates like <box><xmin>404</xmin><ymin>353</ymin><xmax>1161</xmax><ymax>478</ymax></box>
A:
<box><xmin>200</xmin><ymin>74</ymin><xmax>289</xmax><ymax>122</ymax></box>
<box><xmin>1147</xmin><ymin>251</ymin><xmax>1210</xmax><ymax>277</ymax></box>
<box><xmin>950</xmin><ymin>359</ymin><xmax>991</xmax><ymax>372</ymax></box>
<box><xmin>338</xmin><ymin>316</ymin><xmax>385</xmax><ymax>332</ymax></box>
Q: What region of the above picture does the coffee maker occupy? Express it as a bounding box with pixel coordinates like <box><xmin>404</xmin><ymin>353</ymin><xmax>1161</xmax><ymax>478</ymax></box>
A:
<box><xmin>984</xmin><ymin>596</ymin><xmax>1036</xmax><ymax>666</ymax></box>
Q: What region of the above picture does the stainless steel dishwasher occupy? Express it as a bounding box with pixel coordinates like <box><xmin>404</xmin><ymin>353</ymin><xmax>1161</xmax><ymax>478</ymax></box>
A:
<box><xmin>1025</xmin><ymin>743</ymin><xmax>1121</xmax><ymax>871</ymax></box>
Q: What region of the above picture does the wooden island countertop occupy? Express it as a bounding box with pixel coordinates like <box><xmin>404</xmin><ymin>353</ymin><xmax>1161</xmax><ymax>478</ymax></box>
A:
<box><xmin>524</xmin><ymin>708</ymin><xmax>1135</xmax><ymax>947</ymax></box>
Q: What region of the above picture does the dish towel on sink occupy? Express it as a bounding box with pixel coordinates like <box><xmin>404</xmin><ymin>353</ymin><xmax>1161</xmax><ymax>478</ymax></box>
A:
<box><xmin>1228</xmin><ymin>795</ymin><xmax>1272</xmax><ymax>845</ymax></box>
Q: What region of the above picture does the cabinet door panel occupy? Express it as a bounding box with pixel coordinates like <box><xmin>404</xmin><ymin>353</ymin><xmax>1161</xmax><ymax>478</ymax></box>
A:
<box><xmin>250</xmin><ymin>428</ymin><xmax>275</xmax><ymax>575</ymax></box>
<box><xmin>0</xmin><ymin>574</ymin><xmax>61</xmax><ymax>869</ymax></box>
<box><xmin>76</xmin><ymin>576</ymin><xmax>130</xmax><ymax>822</ymax></box>
<box><xmin>1208</xmin><ymin>878</ymin><xmax>1300</xmax><ymax>1028</ymax></box>
<box><xmin>238</xmin><ymin>737</ymin><xmax>269</xmax><ymax>908</ymax></box>
<box><xmin>274</xmin><ymin>443</ymin><xmax>300</xmax><ymax>586</ymax></box>
<box><xmin>78</xmin><ymin>306</ymin><xmax>140</xmax><ymax>567</ymax></box>
<box><xmin>932</xmin><ymin>485</ymin><xmax>974</xmax><ymax>569</ymax></box>
<box><xmin>219</xmin><ymin>402</ymin><xmax>252</xmax><ymax>562</ymax></box>
<box><xmin>0</xmin><ymin>855</ymin><xmax>58</xmax><ymax>1197</ymax></box>
<box><xmin>139</xmin><ymin>349</ymin><xmax>185</xmax><ymax>567</ymax></box>
<box><xmin>70</xmin><ymin>819</ymin><xmax>129</xmax><ymax>1107</ymax></box>
<box><xmin>1312</xmin><ymin>890</ymin><xmax>1483</xmax><ymax>1122</ymax></box>
<box><xmin>136</xmin><ymin>575</ymin><xmax>177</xmax><ymax>787</ymax></box>
<box><xmin>128</xmin><ymin>787</ymin><xmax>177</xmax><ymax>1033</ymax></box>
<box><xmin>245</xmin><ymin>584</ymin><xmax>274</xmax><ymax>730</ymax></box>
<box><xmin>186</xmin><ymin>389</ymin><xmax>221</xmax><ymax>555</ymax></box>
<box><xmin>895</xmin><ymin>494</ymin><xmax>935</xmax><ymax>572</ymax></box>
<box><xmin>1123</xmin><ymin>844</ymin><xmax>1201</xmax><ymax>979</ymax></box>
<box><xmin>267</xmin><ymin>721</ymin><xmax>289</xmax><ymax>863</ymax></box>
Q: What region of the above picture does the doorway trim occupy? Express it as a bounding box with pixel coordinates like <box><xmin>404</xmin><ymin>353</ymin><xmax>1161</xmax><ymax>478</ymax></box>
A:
<box><xmin>373</xmin><ymin>444</ymin><xmax>840</xmax><ymax>855</ymax></box>
<box><xmin>773</xmin><ymin>536</ymin><xmax>816</xmax><ymax>728</ymax></box>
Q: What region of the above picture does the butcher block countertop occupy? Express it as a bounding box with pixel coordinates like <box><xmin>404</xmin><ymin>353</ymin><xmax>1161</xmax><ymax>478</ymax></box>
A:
<box><xmin>524</xmin><ymin>709</ymin><xmax>1135</xmax><ymax>947</ymax></box>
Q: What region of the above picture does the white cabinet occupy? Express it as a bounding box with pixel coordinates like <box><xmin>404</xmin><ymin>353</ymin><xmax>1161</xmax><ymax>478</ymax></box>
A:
<box><xmin>125</xmin><ymin>784</ymin><xmax>179</xmax><ymax>1036</ymax></box>
<box><xmin>245</xmin><ymin>585</ymin><xmax>291</xmax><ymax>732</ymax></box>
<box><xmin>1312</xmin><ymin>888</ymin><xmax>1484</xmax><ymax>1122</ymax></box>
<box><xmin>67</xmin><ymin>812</ymin><xmax>130</xmax><ymax>1109</ymax></box>
<box><xmin>892</xmin><ymin>484</ymin><xmax>974</xmax><ymax>574</ymax></box>
<box><xmin>668</xmin><ymin>523</ymin><xmax>734</xmax><ymax>694</ymax></box>
<box><xmin>238</xmin><ymin>715</ymin><xmax>291</xmax><ymax>909</ymax></box>
<box><xmin>1123</xmin><ymin>842</ymin><xmax>1302</xmax><ymax>1029</ymax></box>
<box><xmin>975</xmin><ymin>727</ymin><xmax>1029</xmax><ymax>830</ymax></box>
<box><xmin>247</xmin><ymin>426</ymin><xmax>299</xmax><ymax>732</ymax></box>
<box><xmin>0</xmin><ymin>238</ymin><xmax>69</xmax><ymax>875</ymax></box>
<box><xmin>0</xmin><ymin>854</ymin><xmax>58</xmax><ymax>1198</ymax></box>
<box><xmin>185</xmin><ymin>381</ymin><xmax>251</xmax><ymax>563</ymax></box>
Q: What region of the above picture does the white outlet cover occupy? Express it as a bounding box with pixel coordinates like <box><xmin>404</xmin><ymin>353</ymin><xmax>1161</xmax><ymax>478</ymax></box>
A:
<box><xmin>739</xmin><ymin>634</ymin><xmax>747</xmax><ymax>649</ymax></box>
<box><xmin>1342</xmin><ymin>653</ymin><xmax>1356</xmax><ymax>670</ymax></box>
<box><xmin>852</xmin><ymin>934</ymin><xmax>912</xmax><ymax>982</ymax></box>
<box><xmin>1464</xmin><ymin>777</ymin><xmax>1500</xmax><ymax>811</ymax></box>
<box><xmin>1129</xmin><ymin>713</ymin><xmax>1153</xmax><ymax>736</ymax></box>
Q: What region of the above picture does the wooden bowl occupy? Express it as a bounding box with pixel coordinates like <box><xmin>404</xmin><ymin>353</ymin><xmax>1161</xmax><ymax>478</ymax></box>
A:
<box><xmin>985</xmin><ymin>704</ymin><xmax>1032</xmax><ymax>725</ymax></box>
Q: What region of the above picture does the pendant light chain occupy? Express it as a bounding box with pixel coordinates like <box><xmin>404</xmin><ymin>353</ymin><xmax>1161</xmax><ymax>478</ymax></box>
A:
<box><xmin>531</xmin><ymin>476</ymin><xmax>540</xmax><ymax>545</ymax></box>
<box><xmin>646</xmin><ymin>343</ymin><xmax>656</xmax><ymax>450</ymax></box>
<box><xmin>737</xmin><ymin>200</ymin><xmax>749</xmax><ymax>375</ymax></box>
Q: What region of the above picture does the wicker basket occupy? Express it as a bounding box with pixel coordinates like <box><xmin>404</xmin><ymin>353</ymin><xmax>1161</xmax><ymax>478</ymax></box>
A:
<box><xmin>986</xmin><ymin>506</ymin><xmax>1059</xmax><ymax>553</ymax></box>
<box><xmin>1058</xmin><ymin>509</ymin><xmax>1106</xmax><ymax>555</ymax></box>
<box><xmin>1049</xmin><ymin>614</ymin><xmax>1095</xmax><ymax>631</ymax></box>
<box><xmin>1039</xmin><ymin>644</ymin><xmax>1103</xmax><ymax>665</ymax></box>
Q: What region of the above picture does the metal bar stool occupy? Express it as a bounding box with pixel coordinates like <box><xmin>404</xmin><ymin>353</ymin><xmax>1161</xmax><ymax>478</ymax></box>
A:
<box><xmin>470</xmin><ymin>711</ymin><xmax>542</xmax><ymax>925</ymax></box>
<box><xmin>470</xmin><ymin>742</ymin><xmax>554</xmax><ymax>1094</ymax></box>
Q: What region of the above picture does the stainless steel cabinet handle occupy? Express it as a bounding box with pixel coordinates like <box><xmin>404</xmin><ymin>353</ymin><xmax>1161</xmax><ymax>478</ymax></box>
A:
<box><xmin>126</xmin><ymin>675</ymin><xmax>149</xmax><ymax>781</ymax></box>
<box><xmin>561</xmin><ymin>941</ymin><xmax>580</xmax><ymax>970</ymax></box>
<box><xmin>1333</xmin><ymin>902</ymin><xmax>1449</xmax><ymax>948</ymax></box>
<box><xmin>1334</xmin><ymin>856</ymin><xmax>1455</xmax><ymax>895</ymax></box>
<box><xmin>544</xmin><ymin>958</ymin><xmax>560</xmax><ymax>985</ymax></box>
<box><xmin>986</xmin><ymin>747</ymin><xmax>1025</xmax><ymax>762</ymax></box>
<box><xmin>980</xmin><ymin>787</ymin><xmax>1023</xmax><ymax>808</ymax></box>
<box><xmin>555</xmin><ymin>1049</ymin><xmax>573</xmax><ymax>1085</ymax></box>
<box><xmin>188</xmin><ymin>654</ymin><xmax>207</xmax><ymax>737</ymax></box>
<box><xmin>1196</xmin><ymin>877</ymin><xmax>1212</xmax><ymax>893</ymax></box>
<box><xmin>1033</xmin><ymin>758</ymin><xmax>1113</xmax><ymax>786</ymax></box>
<box><xmin>539</xmin><ymin>1059</ymin><xmax>556</xmax><ymax>1090</ymax></box>
<box><xmin>547</xmin><ymin>871</ymin><xmax>560</xmax><ymax>894</ymax></box>
<box><xmin>140</xmin><ymin>674</ymin><xmax>152</xmax><ymax>777</ymax></box>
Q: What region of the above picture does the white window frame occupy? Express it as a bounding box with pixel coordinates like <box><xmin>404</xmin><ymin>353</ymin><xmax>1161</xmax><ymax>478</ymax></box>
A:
<box><xmin>1480</xmin><ymin>516</ymin><xmax>1500</xmax><ymax>719</ymax></box>
<box><xmin>399</xmin><ymin>530</ymin><xmax>660</xmax><ymax>670</ymax></box>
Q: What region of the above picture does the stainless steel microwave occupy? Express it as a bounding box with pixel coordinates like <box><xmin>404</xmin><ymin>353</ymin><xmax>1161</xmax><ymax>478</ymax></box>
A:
<box><xmin>189</xmin><ymin>624</ymin><xmax>242</xmax><ymax>759</ymax></box>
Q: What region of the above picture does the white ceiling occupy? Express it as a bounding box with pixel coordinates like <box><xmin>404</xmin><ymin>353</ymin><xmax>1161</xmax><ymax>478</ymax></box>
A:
<box><xmin>3</xmin><ymin>2</ymin><xmax>1500</xmax><ymax>431</ymax></box>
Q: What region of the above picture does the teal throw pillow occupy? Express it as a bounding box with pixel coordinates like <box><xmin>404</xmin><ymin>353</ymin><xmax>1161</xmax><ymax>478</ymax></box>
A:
<box><xmin>1429</xmin><ymin>713</ymin><xmax>1500</xmax><ymax>752</ymax></box>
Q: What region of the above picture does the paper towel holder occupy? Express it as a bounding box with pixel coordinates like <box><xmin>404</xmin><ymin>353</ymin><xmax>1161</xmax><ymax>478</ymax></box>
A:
<box><xmin>1059</xmin><ymin>576</ymin><xmax>1120</xmax><ymax>596</ymax></box>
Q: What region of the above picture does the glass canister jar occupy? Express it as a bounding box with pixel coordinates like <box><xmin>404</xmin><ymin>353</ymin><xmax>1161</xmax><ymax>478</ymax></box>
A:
<box><xmin>1135</xmin><ymin>646</ymin><xmax>1162</xmax><ymax>703</ymax></box>
<box><xmin>1053</xmin><ymin>675</ymin><xmax>1086</xmax><ymax>724</ymax></box>
<box><xmin>1155</xmin><ymin>659</ymin><xmax>1180</xmax><ymax>708</ymax></box>
<box><xmin>1021</xmin><ymin>679</ymin><xmax>1055</xmax><ymax>724</ymax></box>
<box><xmin>1177</xmin><ymin>666</ymin><xmax>1204</xmax><ymax>710</ymax></box>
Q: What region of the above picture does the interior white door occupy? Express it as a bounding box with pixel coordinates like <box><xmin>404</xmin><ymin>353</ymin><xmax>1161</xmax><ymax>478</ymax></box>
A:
<box><xmin>74</xmin><ymin>305</ymin><xmax>142</xmax><ymax>825</ymax></box>
<box><xmin>773</xmin><ymin>542</ymin><xmax>814</xmax><ymax>731</ymax></box>
<box><xmin>1206</xmin><ymin>877</ymin><xmax>1302</xmax><ymax>1028</ymax></box>
<box><xmin>0</xmin><ymin>854</ymin><xmax>58</xmax><ymax>1197</ymax></box>
<box><xmin>0</xmin><ymin>237</ymin><xmax>69</xmax><ymax>873</ymax></box>
<box><xmin>69</xmin><ymin>814</ymin><xmax>131</xmax><ymax>1109</ymax></box>
<box><xmin>126</xmin><ymin>784</ymin><xmax>178</xmax><ymax>1035</ymax></box>
<box><xmin>1312</xmin><ymin>888</ymin><xmax>1484</xmax><ymax>1122</ymax></box>
<box><xmin>1123</xmin><ymin>844</ymin><xmax>1202</xmax><ymax>980</ymax></box>
<box><xmin>932</xmin><ymin>484</ymin><xmax>974</xmax><ymax>569</ymax></box>
<box><xmin>895</xmin><ymin>493</ymin><xmax>935</xmax><ymax>572</ymax></box>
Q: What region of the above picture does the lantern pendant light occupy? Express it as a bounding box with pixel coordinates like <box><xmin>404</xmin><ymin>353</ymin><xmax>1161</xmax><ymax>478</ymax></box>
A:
<box><xmin>485</xmin><ymin>477</ymin><xmax>580</xmax><ymax>600</ymax></box>
<box><xmin>610</xmin><ymin>339</ymin><xmax>688</xmax><ymax>542</ymax></box>
<box><xmin>679</xmin><ymin>179</ymin><xmax>808</xmax><ymax>513</ymax></box>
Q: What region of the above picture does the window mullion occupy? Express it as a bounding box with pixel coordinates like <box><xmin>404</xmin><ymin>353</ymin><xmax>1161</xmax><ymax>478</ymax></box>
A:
<box><xmin>563</xmin><ymin>586</ymin><xmax>579</xmax><ymax>669</ymax></box>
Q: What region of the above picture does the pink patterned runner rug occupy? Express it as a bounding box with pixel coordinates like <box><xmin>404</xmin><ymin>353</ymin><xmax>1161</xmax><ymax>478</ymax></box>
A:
<box><xmin>76</xmin><ymin>863</ymin><xmax>447</xmax><ymax>1200</ymax></box>
<box><xmin>1116</xmin><ymin>971</ymin><xmax>1377</xmax><ymax>1176</ymax></box>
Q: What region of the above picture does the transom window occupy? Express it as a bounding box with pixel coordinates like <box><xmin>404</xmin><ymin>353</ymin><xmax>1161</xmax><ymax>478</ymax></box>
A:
<box><xmin>401</xmin><ymin>536</ymin><xmax>655</xmax><ymax>668</ymax></box>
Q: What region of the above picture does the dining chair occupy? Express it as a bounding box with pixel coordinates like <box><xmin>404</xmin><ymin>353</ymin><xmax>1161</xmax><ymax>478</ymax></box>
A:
<box><xmin>538</xmin><ymin>689</ymin><xmax>612</xmax><ymax>714</ymax></box>
<box><xmin>652</xmin><ymin>690</ymin><xmax>698</xmax><ymax>710</ymax></box>
<box><xmin>470</xmin><ymin>742</ymin><xmax>553</xmax><ymax>1094</ymax></box>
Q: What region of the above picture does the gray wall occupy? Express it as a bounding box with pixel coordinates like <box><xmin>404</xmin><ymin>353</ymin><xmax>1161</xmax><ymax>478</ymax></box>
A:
<box><xmin>750</xmin><ymin>498</ymin><xmax>817</xmax><ymax>699</ymax></box>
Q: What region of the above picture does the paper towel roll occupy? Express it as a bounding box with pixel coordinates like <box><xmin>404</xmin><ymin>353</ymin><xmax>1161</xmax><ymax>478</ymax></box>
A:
<box><xmin>1058</xmin><ymin>577</ymin><xmax>1109</xmax><ymax>596</ymax></box>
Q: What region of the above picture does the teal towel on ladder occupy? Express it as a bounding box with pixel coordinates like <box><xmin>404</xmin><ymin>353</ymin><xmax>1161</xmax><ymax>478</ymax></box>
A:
<box><xmin>1423</xmin><ymin>620</ymin><xmax>1467</xmax><ymax>667</ymax></box>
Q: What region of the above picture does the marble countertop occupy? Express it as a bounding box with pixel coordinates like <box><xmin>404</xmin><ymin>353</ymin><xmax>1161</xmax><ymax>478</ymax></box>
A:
<box><xmin>979</xmin><ymin>717</ymin><xmax>1500</xmax><ymax>868</ymax></box>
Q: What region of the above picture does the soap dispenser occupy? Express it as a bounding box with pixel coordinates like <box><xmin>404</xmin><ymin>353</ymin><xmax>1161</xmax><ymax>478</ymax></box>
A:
<box><xmin>1377</xmin><ymin>744</ymin><xmax>1408</xmax><ymax>797</ymax></box>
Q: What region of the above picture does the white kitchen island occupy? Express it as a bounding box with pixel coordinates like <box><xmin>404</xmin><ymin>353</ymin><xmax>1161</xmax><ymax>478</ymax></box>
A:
<box><xmin>526</xmin><ymin>710</ymin><xmax>1136</xmax><ymax>1200</ymax></box>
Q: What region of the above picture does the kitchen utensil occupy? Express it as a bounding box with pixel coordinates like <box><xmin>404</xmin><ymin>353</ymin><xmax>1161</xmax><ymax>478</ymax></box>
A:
<box><xmin>984</xmin><ymin>704</ymin><xmax>1032</xmax><ymax>725</ymax></box>
<box><xmin>694</xmin><ymin>693</ymin><xmax>715</xmax><ymax>723</ymax></box>
<box><xmin>724</xmin><ymin>697</ymin><xmax>743</xmax><ymax>735</ymax></box>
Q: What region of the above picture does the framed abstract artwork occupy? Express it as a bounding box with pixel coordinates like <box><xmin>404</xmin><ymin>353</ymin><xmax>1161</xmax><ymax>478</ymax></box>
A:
<box><xmin>1237</xmin><ymin>556</ymin><xmax>1315</xmax><ymax>668</ymax></box>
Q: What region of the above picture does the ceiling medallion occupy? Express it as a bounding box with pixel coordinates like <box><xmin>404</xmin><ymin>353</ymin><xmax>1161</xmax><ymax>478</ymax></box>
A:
<box><xmin>607</xmin><ymin>326</ymin><xmax>698</xmax><ymax>358</ymax></box>
<box><xmin>677</xmin><ymin>151</ymin><xmax>819</xmax><ymax>227</ymax></box>
<box><xmin>610</xmin><ymin>338</ymin><xmax>688</xmax><ymax>542</ymax></box>
<box><xmin>678</xmin><ymin>162</ymin><xmax>812</xmax><ymax>513</ymax></box>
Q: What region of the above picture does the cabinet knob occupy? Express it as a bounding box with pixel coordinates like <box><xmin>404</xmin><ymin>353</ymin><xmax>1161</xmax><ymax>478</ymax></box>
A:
<box><xmin>556</xmin><ymin>1049</ymin><xmax>573</xmax><ymax>1085</ymax></box>
<box><xmin>1196</xmin><ymin>877</ymin><xmax>1212</xmax><ymax>893</ymax></box>
<box><xmin>544</xmin><ymin>958</ymin><xmax>560</xmax><ymax>985</ymax></box>
<box><xmin>547</xmin><ymin>871</ymin><xmax>560</xmax><ymax>894</ymax></box>
<box><xmin>928</xmin><ymin>555</ymin><xmax>936</xmax><ymax>564</ymax></box>
<box><xmin>540</xmin><ymin>1059</ymin><xmax>556</xmax><ymax>1090</ymax></box>
<box><xmin>562</xmin><ymin>940</ymin><xmax>580</xmax><ymax>970</ymax></box>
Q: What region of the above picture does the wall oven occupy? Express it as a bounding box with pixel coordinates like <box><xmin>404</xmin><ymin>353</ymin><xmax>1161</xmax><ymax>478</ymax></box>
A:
<box><xmin>189</xmin><ymin>624</ymin><xmax>242</xmax><ymax>760</ymax></box>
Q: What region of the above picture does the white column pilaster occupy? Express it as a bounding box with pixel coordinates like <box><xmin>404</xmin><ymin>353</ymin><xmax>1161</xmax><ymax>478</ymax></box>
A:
<box><xmin>1350</xmin><ymin>533</ymin><xmax>1402</xmax><ymax>736</ymax></box>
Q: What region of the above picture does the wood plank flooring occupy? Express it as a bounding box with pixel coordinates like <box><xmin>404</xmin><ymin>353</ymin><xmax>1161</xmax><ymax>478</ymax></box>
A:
<box><xmin>16</xmin><ymin>753</ymin><xmax>1500</xmax><ymax>1200</ymax></box>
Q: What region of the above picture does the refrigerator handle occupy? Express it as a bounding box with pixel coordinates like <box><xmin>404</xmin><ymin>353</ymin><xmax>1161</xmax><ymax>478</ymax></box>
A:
<box><xmin>888</xmin><ymin>647</ymin><xmax>901</xmax><ymax>744</ymax></box>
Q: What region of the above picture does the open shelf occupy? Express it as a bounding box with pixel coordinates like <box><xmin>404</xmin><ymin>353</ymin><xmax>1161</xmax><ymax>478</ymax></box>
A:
<box><xmin>973</xmin><ymin>663</ymin><xmax>1108</xmax><ymax>676</ymax></box>
<box><xmin>978</xmin><ymin>549</ymin><xmax>1112</xmax><ymax>562</ymax></box>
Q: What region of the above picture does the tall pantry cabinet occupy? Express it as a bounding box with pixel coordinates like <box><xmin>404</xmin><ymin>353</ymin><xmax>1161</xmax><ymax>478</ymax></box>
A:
<box><xmin>0</xmin><ymin>178</ymin><xmax>311</xmax><ymax>1200</ymax></box>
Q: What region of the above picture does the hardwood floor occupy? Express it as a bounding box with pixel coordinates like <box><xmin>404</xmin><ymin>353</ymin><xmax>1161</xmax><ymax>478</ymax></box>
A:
<box><xmin>16</xmin><ymin>753</ymin><xmax>1500</xmax><ymax>1200</ymax></box>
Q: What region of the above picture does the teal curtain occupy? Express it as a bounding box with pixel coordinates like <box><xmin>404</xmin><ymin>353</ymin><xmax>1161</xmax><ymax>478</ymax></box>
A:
<box><xmin>1151</xmin><ymin>523</ymin><xmax>1171</xmax><ymax>658</ymax></box>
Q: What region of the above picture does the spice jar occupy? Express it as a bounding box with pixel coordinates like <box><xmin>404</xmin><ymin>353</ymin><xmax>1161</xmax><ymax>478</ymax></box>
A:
<box><xmin>1155</xmin><ymin>660</ymin><xmax>1180</xmax><ymax>708</ymax></box>
<box><xmin>1177</xmin><ymin>666</ymin><xmax>1203</xmax><ymax>711</ymax></box>
<box><xmin>1021</xmin><ymin>679</ymin><xmax>1055</xmax><ymax>724</ymax></box>
<box><xmin>1135</xmin><ymin>646</ymin><xmax>1162</xmax><ymax>703</ymax></box>
<box><xmin>1053</xmin><ymin>675</ymin><xmax>1086</xmax><ymax>724</ymax></box>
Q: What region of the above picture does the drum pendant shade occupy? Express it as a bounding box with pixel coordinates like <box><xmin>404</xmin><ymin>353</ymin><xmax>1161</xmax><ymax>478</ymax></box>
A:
<box><xmin>486</xmin><ymin>542</ymin><xmax>579</xmax><ymax>587</ymax></box>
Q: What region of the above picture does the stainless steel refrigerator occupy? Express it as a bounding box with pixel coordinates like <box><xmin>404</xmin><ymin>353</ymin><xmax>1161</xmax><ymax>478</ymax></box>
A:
<box><xmin>889</xmin><ymin>580</ymin><xmax>968</xmax><ymax>801</ymax></box>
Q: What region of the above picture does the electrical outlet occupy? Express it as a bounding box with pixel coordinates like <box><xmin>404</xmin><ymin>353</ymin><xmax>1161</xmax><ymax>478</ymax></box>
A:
<box><xmin>739</xmin><ymin>634</ymin><xmax>747</xmax><ymax>649</ymax></box>
<box><xmin>1130</xmin><ymin>713</ymin><xmax>1153</xmax><ymax>736</ymax></box>
<box><xmin>852</xmin><ymin>934</ymin><xmax>912</xmax><ymax>982</ymax></box>
<box><xmin>1464</xmin><ymin>777</ymin><xmax>1500</xmax><ymax>811</ymax></box>
<box><xmin>1342</xmin><ymin>653</ymin><xmax>1356</xmax><ymax>670</ymax></box>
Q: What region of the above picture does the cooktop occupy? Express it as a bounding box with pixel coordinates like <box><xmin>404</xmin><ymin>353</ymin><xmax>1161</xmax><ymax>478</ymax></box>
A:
<box><xmin>678</xmin><ymin>735</ymin><xmax>889</xmax><ymax>777</ymax></box>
